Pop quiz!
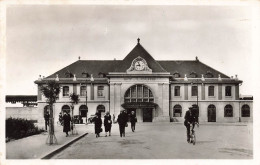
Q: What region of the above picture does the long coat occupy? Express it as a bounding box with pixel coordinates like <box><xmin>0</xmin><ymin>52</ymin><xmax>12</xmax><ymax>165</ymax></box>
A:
<box><xmin>184</xmin><ymin>110</ymin><xmax>194</xmax><ymax>126</ymax></box>
<box><xmin>94</xmin><ymin>116</ymin><xmax>102</xmax><ymax>134</ymax></box>
<box><xmin>117</xmin><ymin>113</ymin><xmax>127</xmax><ymax>126</ymax></box>
<box><xmin>130</xmin><ymin>113</ymin><xmax>137</xmax><ymax>124</ymax></box>
<box><xmin>104</xmin><ymin>114</ymin><xmax>112</xmax><ymax>132</ymax></box>
<box><xmin>63</xmin><ymin>114</ymin><xmax>71</xmax><ymax>132</ymax></box>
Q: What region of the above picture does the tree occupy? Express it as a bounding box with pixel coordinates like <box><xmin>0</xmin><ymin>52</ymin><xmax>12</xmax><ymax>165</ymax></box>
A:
<box><xmin>40</xmin><ymin>81</ymin><xmax>60</xmax><ymax>145</ymax></box>
<box><xmin>69</xmin><ymin>93</ymin><xmax>80</xmax><ymax>135</ymax></box>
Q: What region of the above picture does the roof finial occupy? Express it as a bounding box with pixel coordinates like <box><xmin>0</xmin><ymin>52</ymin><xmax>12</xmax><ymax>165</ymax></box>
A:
<box><xmin>137</xmin><ymin>38</ymin><xmax>140</xmax><ymax>44</ymax></box>
<box><xmin>78</xmin><ymin>56</ymin><xmax>81</xmax><ymax>60</ymax></box>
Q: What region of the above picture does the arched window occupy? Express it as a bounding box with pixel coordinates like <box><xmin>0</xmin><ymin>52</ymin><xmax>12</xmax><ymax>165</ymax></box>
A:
<box><xmin>173</xmin><ymin>105</ymin><xmax>182</xmax><ymax>117</ymax></box>
<box><xmin>124</xmin><ymin>85</ymin><xmax>154</xmax><ymax>103</ymax></box>
<box><xmin>208</xmin><ymin>86</ymin><xmax>214</xmax><ymax>96</ymax></box>
<box><xmin>79</xmin><ymin>105</ymin><xmax>88</xmax><ymax>117</ymax></box>
<box><xmin>242</xmin><ymin>104</ymin><xmax>250</xmax><ymax>117</ymax></box>
<box><xmin>63</xmin><ymin>86</ymin><xmax>69</xmax><ymax>96</ymax></box>
<box><xmin>62</xmin><ymin>105</ymin><xmax>71</xmax><ymax>114</ymax></box>
<box><xmin>97</xmin><ymin>105</ymin><xmax>105</xmax><ymax>113</ymax></box>
<box><xmin>224</xmin><ymin>104</ymin><xmax>233</xmax><ymax>117</ymax></box>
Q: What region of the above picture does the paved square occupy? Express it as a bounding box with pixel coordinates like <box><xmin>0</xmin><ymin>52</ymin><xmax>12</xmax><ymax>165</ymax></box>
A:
<box><xmin>51</xmin><ymin>123</ymin><xmax>253</xmax><ymax>159</ymax></box>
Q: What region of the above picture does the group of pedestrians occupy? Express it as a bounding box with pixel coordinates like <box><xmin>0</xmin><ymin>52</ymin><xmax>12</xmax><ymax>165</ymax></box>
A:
<box><xmin>93</xmin><ymin>109</ymin><xmax>137</xmax><ymax>138</ymax></box>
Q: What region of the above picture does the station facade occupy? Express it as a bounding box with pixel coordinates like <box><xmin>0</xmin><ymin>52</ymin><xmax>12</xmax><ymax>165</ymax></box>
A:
<box><xmin>34</xmin><ymin>39</ymin><xmax>253</xmax><ymax>126</ymax></box>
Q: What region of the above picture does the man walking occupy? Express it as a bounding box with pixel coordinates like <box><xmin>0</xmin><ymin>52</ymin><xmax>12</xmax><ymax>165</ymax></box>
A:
<box><xmin>184</xmin><ymin>107</ymin><xmax>195</xmax><ymax>143</ymax></box>
<box><xmin>44</xmin><ymin>110</ymin><xmax>50</xmax><ymax>131</ymax></box>
<box><xmin>117</xmin><ymin>110</ymin><xmax>127</xmax><ymax>137</ymax></box>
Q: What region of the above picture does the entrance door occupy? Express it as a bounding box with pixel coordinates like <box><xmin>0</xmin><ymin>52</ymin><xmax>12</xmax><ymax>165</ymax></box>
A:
<box><xmin>143</xmin><ymin>108</ymin><xmax>152</xmax><ymax>122</ymax></box>
<box><xmin>208</xmin><ymin>105</ymin><xmax>216</xmax><ymax>122</ymax></box>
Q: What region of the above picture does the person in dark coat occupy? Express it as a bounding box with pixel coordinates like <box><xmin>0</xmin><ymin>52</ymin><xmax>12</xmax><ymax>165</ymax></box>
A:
<box><xmin>44</xmin><ymin>110</ymin><xmax>50</xmax><ymax>131</ymax></box>
<box><xmin>130</xmin><ymin>111</ymin><xmax>137</xmax><ymax>132</ymax></box>
<box><xmin>104</xmin><ymin>111</ymin><xmax>112</xmax><ymax>137</ymax></box>
<box><xmin>94</xmin><ymin>112</ymin><xmax>102</xmax><ymax>138</ymax></box>
<box><xmin>184</xmin><ymin>107</ymin><xmax>196</xmax><ymax>143</ymax></box>
<box><xmin>63</xmin><ymin>111</ymin><xmax>71</xmax><ymax>137</ymax></box>
<box><xmin>117</xmin><ymin>110</ymin><xmax>127</xmax><ymax>137</ymax></box>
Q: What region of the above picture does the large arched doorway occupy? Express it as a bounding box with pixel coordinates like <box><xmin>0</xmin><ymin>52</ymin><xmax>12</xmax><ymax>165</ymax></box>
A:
<box><xmin>122</xmin><ymin>84</ymin><xmax>156</xmax><ymax>122</ymax></box>
<box><xmin>79</xmin><ymin>105</ymin><xmax>88</xmax><ymax>124</ymax></box>
<box><xmin>97</xmin><ymin>105</ymin><xmax>105</xmax><ymax>117</ymax></box>
<box><xmin>61</xmin><ymin>105</ymin><xmax>71</xmax><ymax>114</ymax></box>
<box><xmin>208</xmin><ymin>104</ymin><xmax>216</xmax><ymax>122</ymax></box>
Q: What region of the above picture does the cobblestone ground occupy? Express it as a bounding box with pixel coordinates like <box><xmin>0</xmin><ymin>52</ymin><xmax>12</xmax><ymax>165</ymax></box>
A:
<box><xmin>51</xmin><ymin>123</ymin><xmax>253</xmax><ymax>159</ymax></box>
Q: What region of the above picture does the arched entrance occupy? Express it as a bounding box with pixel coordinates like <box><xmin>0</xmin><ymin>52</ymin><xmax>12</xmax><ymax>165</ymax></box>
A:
<box><xmin>122</xmin><ymin>84</ymin><xmax>157</xmax><ymax>122</ymax></box>
<box><xmin>79</xmin><ymin>105</ymin><xmax>88</xmax><ymax>124</ymax></box>
<box><xmin>208</xmin><ymin>104</ymin><xmax>216</xmax><ymax>122</ymax></box>
<box><xmin>61</xmin><ymin>105</ymin><xmax>71</xmax><ymax>114</ymax></box>
<box><xmin>97</xmin><ymin>105</ymin><xmax>105</xmax><ymax>117</ymax></box>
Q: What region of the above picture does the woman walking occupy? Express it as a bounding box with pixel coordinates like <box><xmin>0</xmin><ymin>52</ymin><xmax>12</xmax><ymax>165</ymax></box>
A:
<box><xmin>104</xmin><ymin>111</ymin><xmax>112</xmax><ymax>137</ymax></box>
<box><xmin>63</xmin><ymin>111</ymin><xmax>71</xmax><ymax>137</ymax></box>
<box><xmin>94</xmin><ymin>112</ymin><xmax>102</xmax><ymax>138</ymax></box>
<box><xmin>130</xmin><ymin>111</ymin><xmax>137</xmax><ymax>132</ymax></box>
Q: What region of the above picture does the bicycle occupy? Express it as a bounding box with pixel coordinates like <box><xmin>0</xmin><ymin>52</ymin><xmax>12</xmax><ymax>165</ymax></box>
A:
<box><xmin>189</xmin><ymin>122</ymin><xmax>199</xmax><ymax>145</ymax></box>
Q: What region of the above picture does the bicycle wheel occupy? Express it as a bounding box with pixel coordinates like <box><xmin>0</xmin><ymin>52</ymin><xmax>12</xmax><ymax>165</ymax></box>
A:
<box><xmin>193</xmin><ymin>133</ymin><xmax>196</xmax><ymax>145</ymax></box>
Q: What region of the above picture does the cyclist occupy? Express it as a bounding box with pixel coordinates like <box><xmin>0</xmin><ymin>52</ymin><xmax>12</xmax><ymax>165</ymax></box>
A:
<box><xmin>184</xmin><ymin>107</ymin><xmax>197</xmax><ymax>143</ymax></box>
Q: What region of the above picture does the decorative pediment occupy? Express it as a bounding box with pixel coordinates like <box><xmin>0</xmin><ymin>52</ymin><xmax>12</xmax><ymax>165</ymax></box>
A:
<box><xmin>205</xmin><ymin>71</ymin><xmax>214</xmax><ymax>78</ymax></box>
<box><xmin>189</xmin><ymin>71</ymin><xmax>198</xmax><ymax>78</ymax></box>
<box><xmin>173</xmin><ymin>71</ymin><xmax>180</xmax><ymax>78</ymax></box>
<box><xmin>126</xmin><ymin>56</ymin><xmax>152</xmax><ymax>74</ymax></box>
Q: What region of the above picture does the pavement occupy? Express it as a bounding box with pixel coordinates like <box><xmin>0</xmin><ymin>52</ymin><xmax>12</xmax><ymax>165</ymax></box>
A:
<box><xmin>6</xmin><ymin>124</ymin><xmax>91</xmax><ymax>159</ymax></box>
<box><xmin>5</xmin><ymin>122</ymin><xmax>253</xmax><ymax>159</ymax></box>
<box><xmin>51</xmin><ymin>122</ymin><xmax>253</xmax><ymax>159</ymax></box>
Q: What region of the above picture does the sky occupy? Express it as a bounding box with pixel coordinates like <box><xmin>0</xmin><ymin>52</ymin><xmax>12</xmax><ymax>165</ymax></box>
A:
<box><xmin>5</xmin><ymin>5</ymin><xmax>255</xmax><ymax>95</ymax></box>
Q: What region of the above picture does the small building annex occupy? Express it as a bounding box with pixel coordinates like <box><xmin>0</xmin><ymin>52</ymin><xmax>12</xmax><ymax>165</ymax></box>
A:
<box><xmin>34</xmin><ymin>39</ymin><xmax>253</xmax><ymax>127</ymax></box>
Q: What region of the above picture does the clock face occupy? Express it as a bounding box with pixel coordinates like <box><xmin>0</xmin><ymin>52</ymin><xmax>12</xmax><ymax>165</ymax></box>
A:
<box><xmin>134</xmin><ymin>61</ymin><xmax>145</xmax><ymax>71</ymax></box>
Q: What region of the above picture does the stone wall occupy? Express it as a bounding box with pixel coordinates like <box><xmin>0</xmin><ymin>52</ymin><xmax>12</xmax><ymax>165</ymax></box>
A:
<box><xmin>6</xmin><ymin>107</ymin><xmax>38</xmax><ymax>121</ymax></box>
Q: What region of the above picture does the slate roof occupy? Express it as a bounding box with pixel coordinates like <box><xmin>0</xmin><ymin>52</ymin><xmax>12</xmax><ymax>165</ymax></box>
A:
<box><xmin>46</xmin><ymin>42</ymin><xmax>229</xmax><ymax>79</ymax></box>
<box><xmin>158</xmin><ymin>60</ymin><xmax>229</xmax><ymax>78</ymax></box>
<box><xmin>113</xmin><ymin>43</ymin><xmax>167</xmax><ymax>72</ymax></box>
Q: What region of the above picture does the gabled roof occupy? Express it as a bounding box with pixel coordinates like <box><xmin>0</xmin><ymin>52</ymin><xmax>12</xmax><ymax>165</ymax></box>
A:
<box><xmin>46</xmin><ymin>41</ymin><xmax>229</xmax><ymax>79</ymax></box>
<box><xmin>158</xmin><ymin>60</ymin><xmax>229</xmax><ymax>78</ymax></box>
<box><xmin>113</xmin><ymin>43</ymin><xmax>167</xmax><ymax>72</ymax></box>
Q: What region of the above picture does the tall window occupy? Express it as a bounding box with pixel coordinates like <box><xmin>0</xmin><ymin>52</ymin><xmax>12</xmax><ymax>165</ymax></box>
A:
<box><xmin>97</xmin><ymin>86</ymin><xmax>104</xmax><ymax>97</ymax></box>
<box><xmin>124</xmin><ymin>85</ymin><xmax>154</xmax><ymax>103</ymax></box>
<box><xmin>225</xmin><ymin>86</ymin><xmax>232</xmax><ymax>96</ymax></box>
<box><xmin>224</xmin><ymin>105</ymin><xmax>233</xmax><ymax>117</ymax></box>
<box><xmin>174</xmin><ymin>86</ymin><xmax>180</xmax><ymax>96</ymax></box>
<box><xmin>63</xmin><ymin>86</ymin><xmax>69</xmax><ymax>96</ymax></box>
<box><xmin>192</xmin><ymin>86</ymin><xmax>198</xmax><ymax>96</ymax></box>
<box><xmin>242</xmin><ymin>104</ymin><xmax>250</xmax><ymax>117</ymax></box>
<box><xmin>173</xmin><ymin>105</ymin><xmax>182</xmax><ymax>117</ymax></box>
<box><xmin>208</xmin><ymin>86</ymin><xmax>214</xmax><ymax>96</ymax></box>
<box><xmin>80</xmin><ymin>86</ymin><xmax>86</xmax><ymax>96</ymax></box>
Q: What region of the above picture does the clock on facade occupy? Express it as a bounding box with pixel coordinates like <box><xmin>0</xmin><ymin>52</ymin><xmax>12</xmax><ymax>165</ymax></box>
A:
<box><xmin>134</xmin><ymin>61</ymin><xmax>145</xmax><ymax>71</ymax></box>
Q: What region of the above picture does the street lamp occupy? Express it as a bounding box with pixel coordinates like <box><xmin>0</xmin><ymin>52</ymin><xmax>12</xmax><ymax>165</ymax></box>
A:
<box><xmin>85</xmin><ymin>74</ymin><xmax>94</xmax><ymax>124</ymax></box>
<box><xmin>191</xmin><ymin>76</ymin><xmax>204</xmax><ymax>122</ymax></box>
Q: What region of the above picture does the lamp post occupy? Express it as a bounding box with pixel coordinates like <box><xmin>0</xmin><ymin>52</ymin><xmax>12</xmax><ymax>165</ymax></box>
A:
<box><xmin>85</xmin><ymin>74</ymin><xmax>94</xmax><ymax>124</ymax></box>
<box><xmin>191</xmin><ymin>77</ymin><xmax>203</xmax><ymax>121</ymax></box>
